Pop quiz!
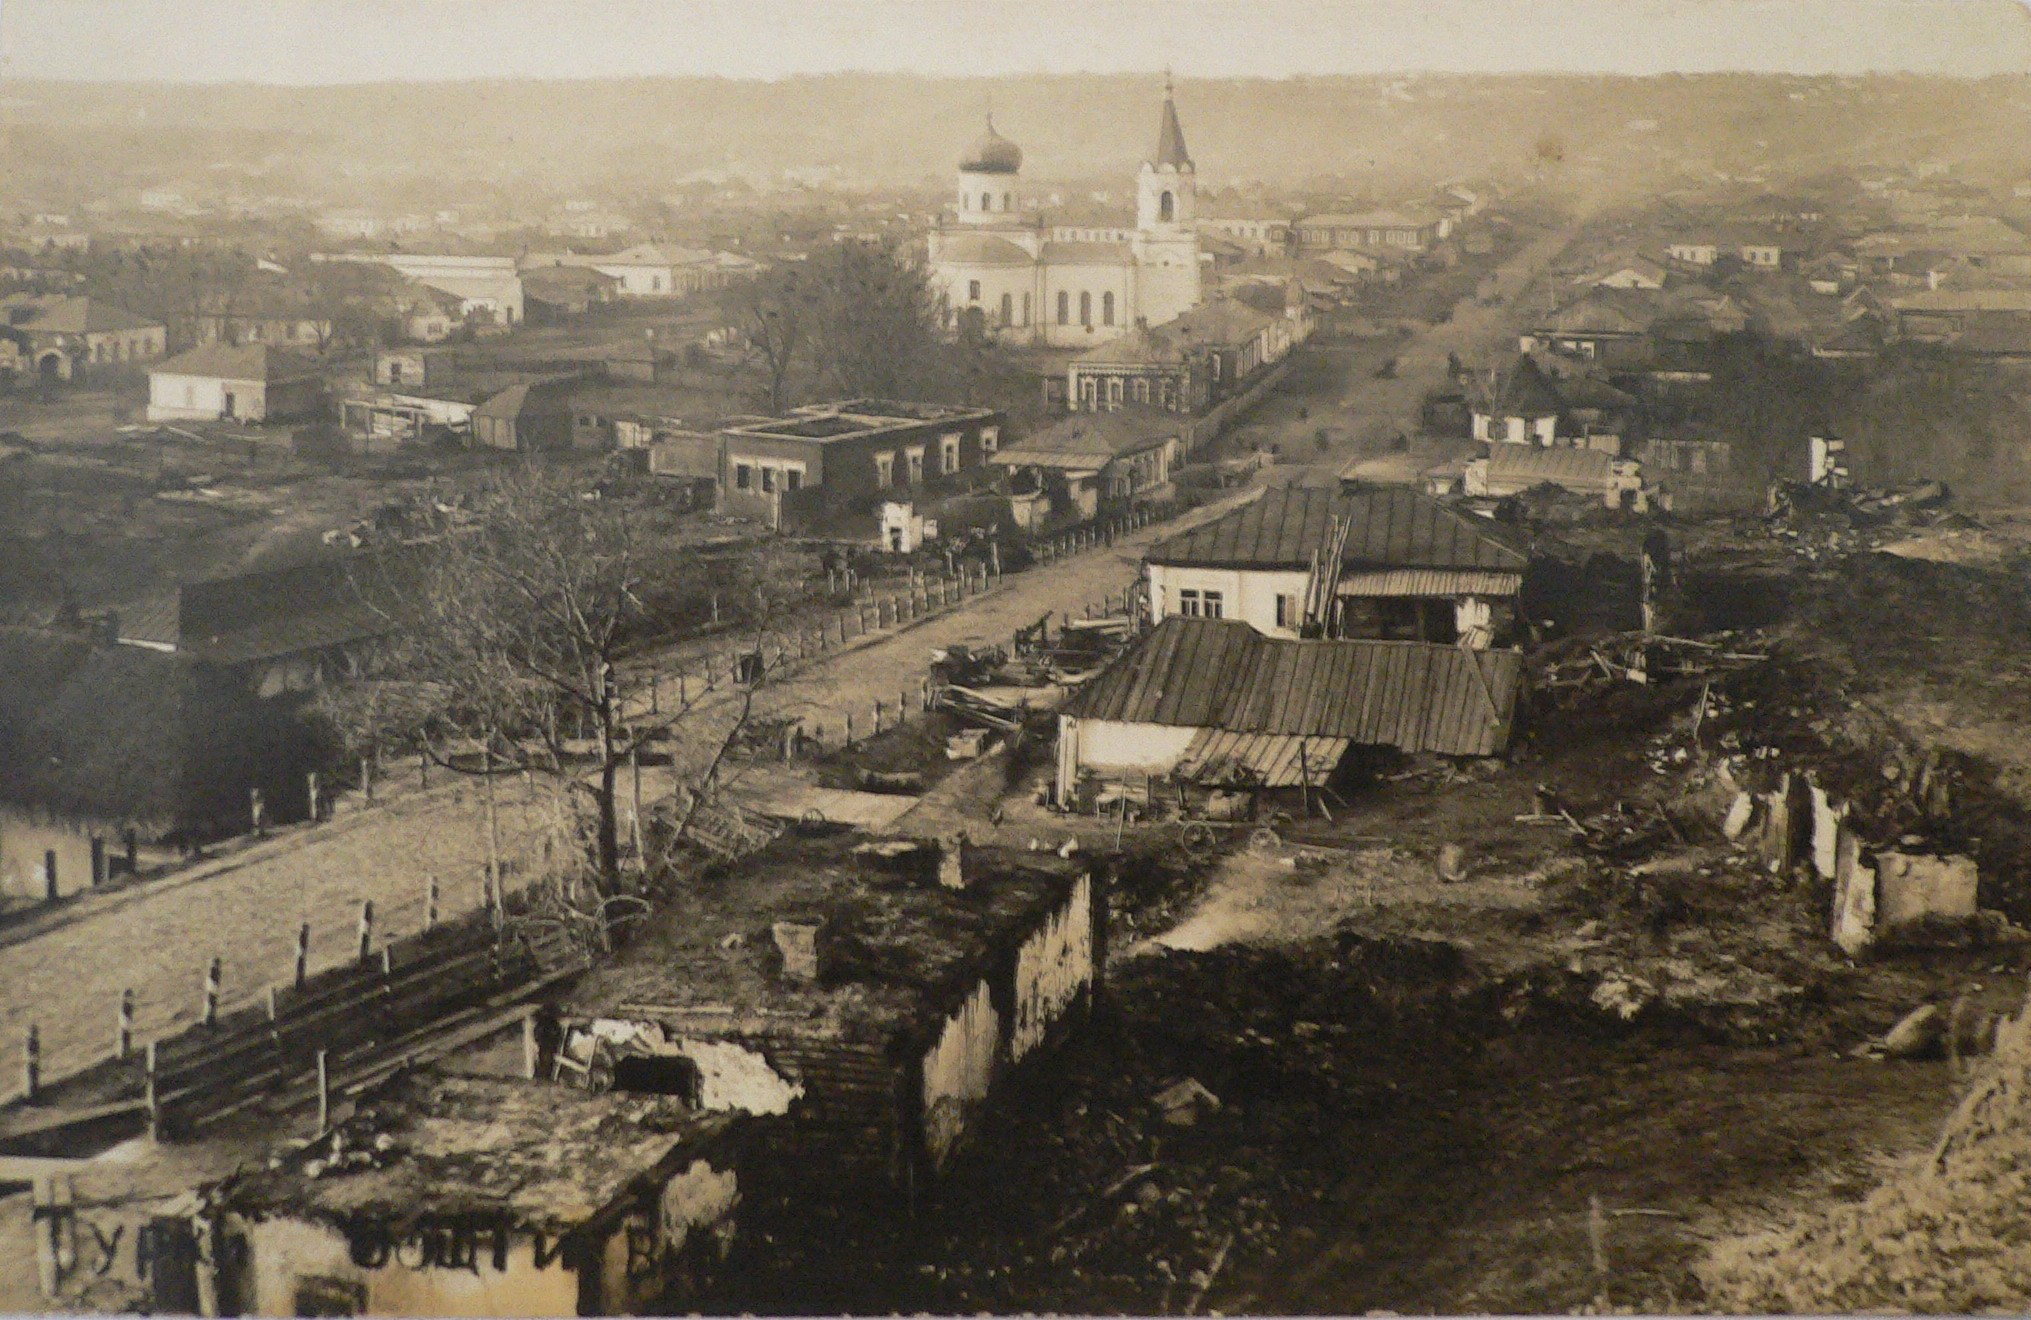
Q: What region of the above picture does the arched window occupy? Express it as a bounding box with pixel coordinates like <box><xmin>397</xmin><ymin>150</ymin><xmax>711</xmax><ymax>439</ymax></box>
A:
<box><xmin>1108</xmin><ymin>376</ymin><xmax>1124</xmax><ymax>406</ymax></box>
<box><xmin>1000</xmin><ymin>293</ymin><xmax>1013</xmax><ymax>326</ymax></box>
<box><xmin>968</xmin><ymin>279</ymin><xmax>981</xmax><ymax>302</ymax></box>
<box><xmin>1003</xmin><ymin>193</ymin><xmax>1013</xmax><ymax>211</ymax></box>
<box><xmin>1022</xmin><ymin>293</ymin><xmax>1031</xmax><ymax>325</ymax></box>
<box><xmin>1159</xmin><ymin>191</ymin><xmax>1175</xmax><ymax>223</ymax></box>
<box><xmin>1102</xmin><ymin>291</ymin><xmax>1115</xmax><ymax>326</ymax></box>
<box><xmin>1079</xmin><ymin>291</ymin><xmax>1092</xmax><ymax>326</ymax></box>
<box><xmin>982</xmin><ymin>192</ymin><xmax>993</xmax><ymax>212</ymax></box>
<box><xmin>1057</xmin><ymin>291</ymin><xmax>1069</xmax><ymax>325</ymax></box>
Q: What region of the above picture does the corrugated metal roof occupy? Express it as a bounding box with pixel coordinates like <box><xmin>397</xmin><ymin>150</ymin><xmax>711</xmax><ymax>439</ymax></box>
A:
<box><xmin>1485</xmin><ymin>444</ymin><xmax>1616</xmax><ymax>488</ymax></box>
<box><xmin>1173</xmin><ymin>730</ymin><xmax>1349</xmax><ymax>786</ymax></box>
<box><xmin>1070</xmin><ymin>617</ymin><xmax>1521</xmax><ymax>757</ymax></box>
<box><xmin>1336</xmin><ymin>569</ymin><xmax>1522</xmax><ymax>597</ymax></box>
<box><xmin>1146</xmin><ymin>486</ymin><xmax>1530</xmax><ymax>571</ymax></box>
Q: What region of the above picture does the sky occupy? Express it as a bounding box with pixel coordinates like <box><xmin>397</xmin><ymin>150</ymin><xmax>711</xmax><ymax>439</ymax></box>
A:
<box><xmin>2</xmin><ymin>0</ymin><xmax>2027</xmax><ymax>83</ymax></box>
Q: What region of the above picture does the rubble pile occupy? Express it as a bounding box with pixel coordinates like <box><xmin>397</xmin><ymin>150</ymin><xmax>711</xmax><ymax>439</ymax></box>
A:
<box><xmin>1700</xmin><ymin>982</ymin><xmax>2031</xmax><ymax>1313</ymax></box>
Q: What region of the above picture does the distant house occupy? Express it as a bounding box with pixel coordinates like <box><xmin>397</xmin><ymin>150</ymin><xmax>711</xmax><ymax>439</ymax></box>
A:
<box><xmin>522</xmin><ymin>264</ymin><xmax>622</xmax><ymax>321</ymax></box>
<box><xmin>1197</xmin><ymin>214</ymin><xmax>1292</xmax><ymax>257</ymax></box>
<box><xmin>991</xmin><ymin>408</ymin><xmax>1183</xmax><ymax>525</ymax></box>
<box><xmin>116</xmin><ymin>545</ymin><xmax>428</xmax><ymax>697</ymax></box>
<box><xmin>1056</xmin><ymin>616</ymin><xmax>1523</xmax><ymax>802</ymax></box>
<box><xmin>9</xmin><ymin>297</ymin><xmax>165</xmax><ymax>381</ymax></box>
<box><xmin>1664</xmin><ymin>240</ymin><xmax>1719</xmax><ymax>268</ymax></box>
<box><xmin>1068</xmin><ymin>297</ymin><xmax>1293</xmax><ymax>415</ymax></box>
<box><xmin>147</xmin><ymin>343</ymin><xmax>325</xmax><ymax>423</ymax></box>
<box><xmin>317</xmin><ymin>253</ymin><xmax>524</xmax><ymax>325</ymax></box>
<box><xmin>1579</xmin><ymin>254</ymin><xmax>1668</xmax><ymax>290</ymax></box>
<box><xmin>1144</xmin><ymin>485</ymin><xmax>1534</xmax><ymax>647</ymax></box>
<box><xmin>1462</xmin><ymin>441</ymin><xmax>1651</xmax><ymax>511</ymax></box>
<box><xmin>713</xmin><ymin>400</ymin><xmax>1003</xmax><ymax>530</ymax></box>
<box><xmin>1293</xmin><ymin>209</ymin><xmax>1445</xmax><ymax>252</ymax></box>
<box><xmin>194</xmin><ymin>302</ymin><xmax>334</xmax><ymax>351</ymax></box>
<box><xmin>315</xmin><ymin>208</ymin><xmax>385</xmax><ymax>240</ymax></box>
<box><xmin>473</xmin><ymin>378</ymin><xmax>579</xmax><ymax>452</ymax></box>
<box><xmin>533</xmin><ymin>243</ymin><xmax>731</xmax><ymax>298</ymax></box>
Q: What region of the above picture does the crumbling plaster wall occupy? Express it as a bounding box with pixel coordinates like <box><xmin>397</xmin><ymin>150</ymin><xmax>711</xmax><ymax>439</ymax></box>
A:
<box><xmin>242</xmin><ymin>1217</ymin><xmax>581</xmax><ymax>1319</ymax></box>
<box><xmin>921</xmin><ymin>979</ymin><xmax>1000</xmax><ymax>1170</ymax></box>
<box><xmin>1012</xmin><ymin>872</ymin><xmax>1095</xmax><ymax>1061</ymax></box>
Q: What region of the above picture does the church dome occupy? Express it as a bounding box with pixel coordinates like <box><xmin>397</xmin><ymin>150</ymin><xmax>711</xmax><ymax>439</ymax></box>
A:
<box><xmin>960</xmin><ymin>117</ymin><xmax>1023</xmax><ymax>175</ymax></box>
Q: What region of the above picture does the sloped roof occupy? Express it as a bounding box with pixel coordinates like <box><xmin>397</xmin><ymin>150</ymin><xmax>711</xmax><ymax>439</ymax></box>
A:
<box><xmin>1166</xmin><ymin>297</ymin><xmax>1277</xmax><ymax>343</ymax></box>
<box><xmin>1491</xmin><ymin>356</ymin><xmax>1566</xmax><ymax>417</ymax></box>
<box><xmin>151</xmin><ymin>342</ymin><xmax>322</xmax><ymax>382</ymax></box>
<box><xmin>1485</xmin><ymin>443</ymin><xmax>1618</xmax><ymax>488</ymax></box>
<box><xmin>1301</xmin><ymin>209</ymin><xmax>1441</xmax><ymax>229</ymax></box>
<box><xmin>1074</xmin><ymin>322</ymin><xmax>1190</xmax><ymax>367</ymax></box>
<box><xmin>1070</xmin><ymin>617</ymin><xmax>1521</xmax><ymax>757</ymax></box>
<box><xmin>939</xmin><ymin>233</ymin><xmax>1036</xmax><ymax>267</ymax></box>
<box><xmin>19</xmin><ymin>297</ymin><xmax>162</xmax><ymax>334</ymax></box>
<box><xmin>992</xmin><ymin>409</ymin><xmax>1179</xmax><ymax>470</ymax></box>
<box><xmin>1146</xmin><ymin>485</ymin><xmax>1530</xmax><ymax>571</ymax></box>
<box><xmin>177</xmin><ymin>544</ymin><xmax>429</xmax><ymax>666</ymax></box>
<box><xmin>1151</xmin><ymin>91</ymin><xmax>1192</xmax><ymax>169</ymax></box>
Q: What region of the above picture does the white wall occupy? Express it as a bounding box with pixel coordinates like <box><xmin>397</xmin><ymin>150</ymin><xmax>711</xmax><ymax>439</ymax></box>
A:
<box><xmin>921</xmin><ymin>979</ymin><xmax>1000</xmax><ymax>1169</ymax></box>
<box><xmin>1011</xmin><ymin>872</ymin><xmax>1094</xmax><ymax>1062</ymax></box>
<box><xmin>147</xmin><ymin>373</ymin><xmax>268</xmax><ymax>422</ymax></box>
<box><xmin>245</xmin><ymin>1217</ymin><xmax>583</xmax><ymax>1319</ymax></box>
<box><xmin>1147</xmin><ymin>564</ymin><xmax>1309</xmax><ymax>637</ymax></box>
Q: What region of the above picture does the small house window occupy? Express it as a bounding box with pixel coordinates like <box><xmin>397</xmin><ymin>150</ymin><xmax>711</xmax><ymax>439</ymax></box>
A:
<box><xmin>1202</xmin><ymin>591</ymin><xmax>1224</xmax><ymax>619</ymax></box>
<box><xmin>980</xmin><ymin>426</ymin><xmax>999</xmax><ymax>455</ymax></box>
<box><xmin>784</xmin><ymin>467</ymin><xmax>802</xmax><ymax>491</ymax></box>
<box><xmin>735</xmin><ymin>463</ymin><xmax>754</xmax><ymax>491</ymax></box>
<box><xmin>1275</xmin><ymin>594</ymin><xmax>1299</xmax><ymax>629</ymax></box>
<box><xmin>968</xmin><ymin>279</ymin><xmax>982</xmax><ymax>302</ymax></box>
<box><xmin>907</xmin><ymin>448</ymin><xmax>925</xmax><ymax>484</ymax></box>
<box><xmin>941</xmin><ymin>432</ymin><xmax>961</xmax><ymax>473</ymax></box>
<box><xmin>760</xmin><ymin>467</ymin><xmax>777</xmax><ymax>493</ymax></box>
<box><xmin>875</xmin><ymin>452</ymin><xmax>894</xmax><ymax>487</ymax></box>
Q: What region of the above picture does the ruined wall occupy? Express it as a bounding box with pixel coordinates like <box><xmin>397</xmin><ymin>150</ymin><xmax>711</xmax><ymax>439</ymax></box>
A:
<box><xmin>1011</xmin><ymin>872</ymin><xmax>1096</xmax><ymax>1061</ymax></box>
<box><xmin>242</xmin><ymin>1217</ymin><xmax>581</xmax><ymax>1319</ymax></box>
<box><xmin>598</xmin><ymin>1157</ymin><xmax>741</xmax><ymax>1316</ymax></box>
<box><xmin>671</xmin><ymin>1036</ymin><xmax>805</xmax><ymax>1115</ymax></box>
<box><xmin>921</xmin><ymin>979</ymin><xmax>1000</xmax><ymax>1170</ymax></box>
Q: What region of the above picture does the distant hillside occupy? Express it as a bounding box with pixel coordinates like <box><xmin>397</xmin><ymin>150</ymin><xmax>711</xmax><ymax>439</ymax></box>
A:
<box><xmin>3</xmin><ymin>72</ymin><xmax>2029</xmax><ymax>205</ymax></box>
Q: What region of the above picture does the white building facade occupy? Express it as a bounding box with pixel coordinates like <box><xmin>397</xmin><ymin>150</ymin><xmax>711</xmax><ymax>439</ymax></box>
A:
<box><xmin>928</xmin><ymin>81</ymin><xmax>1203</xmax><ymax>349</ymax></box>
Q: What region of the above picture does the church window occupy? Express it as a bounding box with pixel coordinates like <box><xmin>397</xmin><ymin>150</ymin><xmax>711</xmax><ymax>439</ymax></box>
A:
<box><xmin>1134</xmin><ymin>378</ymin><xmax>1149</xmax><ymax>404</ymax></box>
<box><xmin>1108</xmin><ymin>377</ymin><xmax>1124</xmax><ymax>407</ymax></box>
<box><xmin>1003</xmin><ymin>193</ymin><xmax>1012</xmax><ymax>210</ymax></box>
<box><xmin>982</xmin><ymin>192</ymin><xmax>993</xmax><ymax>212</ymax></box>
<box><xmin>1159</xmin><ymin>191</ymin><xmax>1175</xmax><ymax>223</ymax></box>
<box><xmin>1080</xmin><ymin>377</ymin><xmax>1097</xmax><ymax>408</ymax></box>
<box><xmin>1022</xmin><ymin>293</ymin><xmax>1031</xmax><ymax>325</ymax></box>
<box><xmin>1080</xmin><ymin>292</ymin><xmax>1092</xmax><ymax>327</ymax></box>
<box><xmin>1000</xmin><ymin>293</ymin><xmax>1013</xmax><ymax>327</ymax></box>
<box><xmin>968</xmin><ymin>280</ymin><xmax>981</xmax><ymax>302</ymax></box>
<box><xmin>1102</xmin><ymin>291</ymin><xmax>1115</xmax><ymax>326</ymax></box>
<box><xmin>1057</xmin><ymin>291</ymin><xmax>1069</xmax><ymax>325</ymax></box>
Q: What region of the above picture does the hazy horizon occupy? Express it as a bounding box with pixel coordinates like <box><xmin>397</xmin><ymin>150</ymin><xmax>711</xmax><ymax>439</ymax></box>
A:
<box><xmin>4</xmin><ymin>0</ymin><xmax>2029</xmax><ymax>84</ymax></box>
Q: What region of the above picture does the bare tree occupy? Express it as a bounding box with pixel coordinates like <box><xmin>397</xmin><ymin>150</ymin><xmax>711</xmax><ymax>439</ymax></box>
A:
<box><xmin>332</xmin><ymin>464</ymin><xmax>798</xmax><ymax>893</ymax></box>
<box><xmin>728</xmin><ymin>265</ymin><xmax>810</xmax><ymax>412</ymax></box>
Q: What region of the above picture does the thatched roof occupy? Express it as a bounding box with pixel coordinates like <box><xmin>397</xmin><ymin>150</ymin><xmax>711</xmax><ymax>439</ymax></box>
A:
<box><xmin>0</xmin><ymin>627</ymin><xmax>320</xmax><ymax>836</ymax></box>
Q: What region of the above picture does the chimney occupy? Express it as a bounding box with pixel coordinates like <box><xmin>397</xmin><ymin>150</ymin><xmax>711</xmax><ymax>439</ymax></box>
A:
<box><xmin>772</xmin><ymin>920</ymin><xmax>819</xmax><ymax>982</ymax></box>
<box><xmin>938</xmin><ymin>832</ymin><xmax>970</xmax><ymax>890</ymax></box>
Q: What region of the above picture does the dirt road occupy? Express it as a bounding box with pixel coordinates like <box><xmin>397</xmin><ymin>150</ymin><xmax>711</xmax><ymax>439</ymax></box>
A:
<box><xmin>0</xmin><ymin>492</ymin><xmax>1251</xmax><ymax>1091</ymax></box>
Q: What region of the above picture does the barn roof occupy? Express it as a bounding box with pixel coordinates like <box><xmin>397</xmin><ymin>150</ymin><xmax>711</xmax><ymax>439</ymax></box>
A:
<box><xmin>1069</xmin><ymin>617</ymin><xmax>1521</xmax><ymax>757</ymax></box>
<box><xmin>1146</xmin><ymin>486</ymin><xmax>1530</xmax><ymax>571</ymax></box>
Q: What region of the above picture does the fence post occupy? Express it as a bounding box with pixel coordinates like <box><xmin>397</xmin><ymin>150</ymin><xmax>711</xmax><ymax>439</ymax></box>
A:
<box><xmin>357</xmin><ymin>901</ymin><xmax>374</xmax><ymax>964</ymax></box>
<box><xmin>294</xmin><ymin>922</ymin><xmax>309</xmax><ymax>987</ymax></box>
<box><xmin>22</xmin><ymin>1025</ymin><xmax>39</xmax><ymax>1102</ymax></box>
<box><xmin>419</xmin><ymin>749</ymin><xmax>429</xmax><ymax>789</ymax></box>
<box><xmin>144</xmin><ymin>1042</ymin><xmax>159</xmax><ymax>1139</ymax></box>
<box><xmin>266</xmin><ymin>985</ymin><xmax>278</xmax><ymax>1023</ymax></box>
<box><xmin>202</xmin><ymin>957</ymin><xmax>221</xmax><ymax>1028</ymax></box>
<box><xmin>249</xmin><ymin>787</ymin><xmax>265</xmax><ymax>838</ymax></box>
<box><xmin>845</xmin><ymin>711</ymin><xmax>855</xmax><ymax>745</ymax></box>
<box><xmin>306</xmin><ymin>772</ymin><xmax>319</xmax><ymax>823</ymax></box>
<box><xmin>522</xmin><ymin>1011</ymin><xmax>541</xmax><ymax>1080</ymax></box>
<box><xmin>315</xmin><ymin>1050</ymin><xmax>330</xmax><ymax>1133</ymax></box>
<box><xmin>872</xmin><ymin>701</ymin><xmax>884</xmax><ymax>735</ymax></box>
<box><xmin>361</xmin><ymin>755</ymin><xmax>374</xmax><ymax>804</ymax></box>
<box><xmin>117</xmin><ymin>989</ymin><xmax>133</xmax><ymax>1060</ymax></box>
<box><xmin>425</xmin><ymin>874</ymin><xmax>440</xmax><ymax>930</ymax></box>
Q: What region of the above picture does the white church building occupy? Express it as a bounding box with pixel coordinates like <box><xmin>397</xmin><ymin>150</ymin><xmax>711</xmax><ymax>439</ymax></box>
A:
<box><xmin>927</xmin><ymin>81</ymin><xmax>1203</xmax><ymax>349</ymax></box>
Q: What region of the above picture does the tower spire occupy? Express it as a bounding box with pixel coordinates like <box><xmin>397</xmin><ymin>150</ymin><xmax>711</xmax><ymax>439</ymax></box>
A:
<box><xmin>1151</xmin><ymin>71</ymin><xmax>1191</xmax><ymax>170</ymax></box>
